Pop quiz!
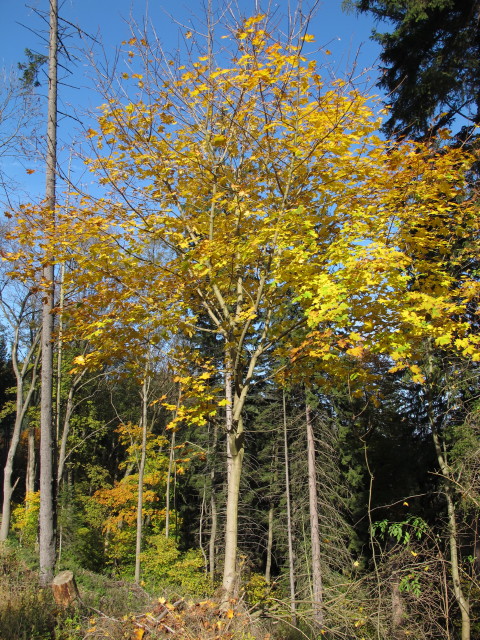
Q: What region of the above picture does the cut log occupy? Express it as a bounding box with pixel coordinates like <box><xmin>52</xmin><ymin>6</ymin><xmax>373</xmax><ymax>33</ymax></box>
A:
<box><xmin>52</xmin><ymin>570</ymin><xmax>80</xmax><ymax>607</ymax></box>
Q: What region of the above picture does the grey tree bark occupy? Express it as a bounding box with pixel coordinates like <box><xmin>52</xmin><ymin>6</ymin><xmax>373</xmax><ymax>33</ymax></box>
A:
<box><xmin>265</xmin><ymin>441</ymin><xmax>278</xmax><ymax>584</ymax></box>
<box><xmin>208</xmin><ymin>419</ymin><xmax>218</xmax><ymax>583</ymax></box>
<box><xmin>0</xmin><ymin>315</ymin><xmax>40</xmax><ymax>541</ymax></box>
<box><xmin>135</xmin><ymin>372</ymin><xmax>150</xmax><ymax>583</ymax></box>
<box><xmin>39</xmin><ymin>0</ymin><xmax>58</xmax><ymax>586</ymax></box>
<box><xmin>306</xmin><ymin>402</ymin><xmax>323</xmax><ymax>628</ymax></box>
<box><xmin>165</xmin><ymin>386</ymin><xmax>181</xmax><ymax>539</ymax></box>
<box><xmin>26</xmin><ymin>422</ymin><xmax>36</xmax><ymax>495</ymax></box>
<box><xmin>283</xmin><ymin>390</ymin><xmax>297</xmax><ymax>625</ymax></box>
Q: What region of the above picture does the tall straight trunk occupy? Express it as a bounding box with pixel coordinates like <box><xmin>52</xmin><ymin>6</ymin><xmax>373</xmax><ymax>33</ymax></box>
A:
<box><xmin>165</xmin><ymin>387</ymin><xmax>180</xmax><ymax>538</ymax></box>
<box><xmin>55</xmin><ymin>262</ymin><xmax>65</xmax><ymax>444</ymax></box>
<box><xmin>265</xmin><ymin>504</ymin><xmax>274</xmax><ymax>583</ymax></box>
<box><xmin>209</xmin><ymin>490</ymin><xmax>218</xmax><ymax>581</ymax></box>
<box><xmin>265</xmin><ymin>441</ymin><xmax>278</xmax><ymax>583</ymax></box>
<box><xmin>426</xmin><ymin>344</ymin><xmax>470</xmax><ymax>640</ymax></box>
<box><xmin>209</xmin><ymin>419</ymin><xmax>218</xmax><ymax>582</ymax></box>
<box><xmin>135</xmin><ymin>373</ymin><xmax>149</xmax><ymax>583</ymax></box>
<box><xmin>26</xmin><ymin>422</ymin><xmax>36</xmax><ymax>495</ymax></box>
<box><xmin>445</xmin><ymin>489</ymin><xmax>470</xmax><ymax>640</ymax></box>
<box><xmin>222</xmin><ymin>412</ymin><xmax>244</xmax><ymax>599</ymax></box>
<box><xmin>165</xmin><ymin>428</ymin><xmax>175</xmax><ymax>538</ymax></box>
<box><xmin>306</xmin><ymin>403</ymin><xmax>323</xmax><ymax>628</ymax></box>
<box><xmin>433</xmin><ymin>426</ymin><xmax>470</xmax><ymax>640</ymax></box>
<box><xmin>0</xmin><ymin>341</ymin><xmax>40</xmax><ymax>541</ymax></box>
<box><xmin>39</xmin><ymin>0</ymin><xmax>58</xmax><ymax>586</ymax></box>
<box><xmin>283</xmin><ymin>390</ymin><xmax>297</xmax><ymax>625</ymax></box>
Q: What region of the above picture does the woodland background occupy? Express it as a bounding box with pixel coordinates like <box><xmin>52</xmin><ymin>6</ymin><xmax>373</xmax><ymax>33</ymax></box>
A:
<box><xmin>0</xmin><ymin>1</ymin><xmax>479</xmax><ymax>639</ymax></box>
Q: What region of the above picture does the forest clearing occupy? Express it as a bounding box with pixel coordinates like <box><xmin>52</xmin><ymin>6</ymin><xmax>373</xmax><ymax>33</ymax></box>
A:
<box><xmin>0</xmin><ymin>1</ymin><xmax>479</xmax><ymax>638</ymax></box>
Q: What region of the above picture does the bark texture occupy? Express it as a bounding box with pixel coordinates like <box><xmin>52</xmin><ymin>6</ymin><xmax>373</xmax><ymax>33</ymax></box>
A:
<box><xmin>39</xmin><ymin>0</ymin><xmax>58</xmax><ymax>586</ymax></box>
<box><xmin>306</xmin><ymin>403</ymin><xmax>323</xmax><ymax>628</ymax></box>
<box><xmin>52</xmin><ymin>570</ymin><xmax>79</xmax><ymax>607</ymax></box>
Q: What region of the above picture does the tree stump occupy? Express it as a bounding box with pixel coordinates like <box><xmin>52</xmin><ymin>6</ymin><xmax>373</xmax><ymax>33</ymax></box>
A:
<box><xmin>52</xmin><ymin>570</ymin><xmax>80</xmax><ymax>608</ymax></box>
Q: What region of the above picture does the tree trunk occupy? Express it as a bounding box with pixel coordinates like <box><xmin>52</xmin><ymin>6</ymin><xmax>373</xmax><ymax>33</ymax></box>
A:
<box><xmin>52</xmin><ymin>570</ymin><xmax>79</xmax><ymax>607</ymax></box>
<box><xmin>445</xmin><ymin>488</ymin><xmax>470</xmax><ymax>640</ymax></box>
<box><xmin>56</xmin><ymin>383</ymin><xmax>75</xmax><ymax>488</ymax></box>
<box><xmin>209</xmin><ymin>419</ymin><xmax>218</xmax><ymax>583</ymax></box>
<box><xmin>427</xmin><ymin>343</ymin><xmax>470</xmax><ymax>640</ymax></box>
<box><xmin>165</xmin><ymin>427</ymin><xmax>176</xmax><ymax>539</ymax></box>
<box><xmin>306</xmin><ymin>402</ymin><xmax>323</xmax><ymax>628</ymax></box>
<box><xmin>391</xmin><ymin>576</ymin><xmax>406</xmax><ymax>639</ymax></box>
<box><xmin>39</xmin><ymin>0</ymin><xmax>58</xmax><ymax>586</ymax></box>
<box><xmin>26</xmin><ymin>422</ymin><xmax>36</xmax><ymax>495</ymax></box>
<box><xmin>165</xmin><ymin>386</ymin><xmax>180</xmax><ymax>538</ymax></box>
<box><xmin>222</xmin><ymin>414</ymin><xmax>244</xmax><ymax>601</ymax></box>
<box><xmin>265</xmin><ymin>505</ymin><xmax>274</xmax><ymax>583</ymax></box>
<box><xmin>265</xmin><ymin>441</ymin><xmax>278</xmax><ymax>583</ymax></box>
<box><xmin>209</xmin><ymin>490</ymin><xmax>217</xmax><ymax>582</ymax></box>
<box><xmin>135</xmin><ymin>373</ymin><xmax>149</xmax><ymax>583</ymax></box>
<box><xmin>283</xmin><ymin>390</ymin><xmax>297</xmax><ymax>625</ymax></box>
<box><xmin>0</xmin><ymin>332</ymin><xmax>40</xmax><ymax>542</ymax></box>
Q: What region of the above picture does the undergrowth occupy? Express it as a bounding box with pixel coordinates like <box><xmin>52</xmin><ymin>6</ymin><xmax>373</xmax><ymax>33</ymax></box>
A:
<box><xmin>0</xmin><ymin>542</ymin><xmax>276</xmax><ymax>640</ymax></box>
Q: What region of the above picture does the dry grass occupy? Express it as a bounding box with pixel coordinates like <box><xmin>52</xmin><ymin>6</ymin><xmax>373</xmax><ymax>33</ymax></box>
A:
<box><xmin>0</xmin><ymin>545</ymin><xmax>273</xmax><ymax>640</ymax></box>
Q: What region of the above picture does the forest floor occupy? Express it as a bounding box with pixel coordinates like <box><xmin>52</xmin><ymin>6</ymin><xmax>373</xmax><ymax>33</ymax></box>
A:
<box><xmin>0</xmin><ymin>544</ymin><xmax>280</xmax><ymax>640</ymax></box>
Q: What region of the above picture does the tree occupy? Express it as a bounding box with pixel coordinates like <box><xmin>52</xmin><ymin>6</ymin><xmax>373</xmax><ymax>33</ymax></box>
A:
<box><xmin>0</xmin><ymin>287</ymin><xmax>41</xmax><ymax>541</ymax></box>
<box><xmin>344</xmin><ymin>0</ymin><xmax>480</xmax><ymax>140</ymax></box>
<box><xmin>0</xmin><ymin>67</ymin><xmax>41</xmax><ymax>206</ymax></box>
<box><xmin>39</xmin><ymin>0</ymin><xmax>58</xmax><ymax>586</ymax></box>
<box><xmin>13</xmin><ymin>9</ymin><xmax>478</xmax><ymax>605</ymax></box>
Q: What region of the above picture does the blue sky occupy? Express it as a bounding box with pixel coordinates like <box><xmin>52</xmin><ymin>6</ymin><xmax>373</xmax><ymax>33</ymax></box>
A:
<box><xmin>0</xmin><ymin>1</ymin><xmax>383</xmax><ymax>201</ymax></box>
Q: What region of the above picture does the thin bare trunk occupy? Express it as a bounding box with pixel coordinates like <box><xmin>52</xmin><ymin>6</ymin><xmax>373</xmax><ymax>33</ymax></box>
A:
<box><xmin>39</xmin><ymin>0</ymin><xmax>58</xmax><ymax>586</ymax></box>
<box><xmin>209</xmin><ymin>490</ymin><xmax>217</xmax><ymax>581</ymax></box>
<box><xmin>165</xmin><ymin>386</ymin><xmax>180</xmax><ymax>538</ymax></box>
<box><xmin>265</xmin><ymin>441</ymin><xmax>278</xmax><ymax>583</ymax></box>
<box><xmin>135</xmin><ymin>373</ymin><xmax>149</xmax><ymax>583</ymax></box>
<box><xmin>283</xmin><ymin>390</ymin><xmax>297</xmax><ymax>625</ymax></box>
<box><xmin>225</xmin><ymin>354</ymin><xmax>233</xmax><ymax>486</ymax></box>
<box><xmin>0</xmin><ymin>333</ymin><xmax>40</xmax><ymax>541</ymax></box>
<box><xmin>442</xmin><ymin>472</ymin><xmax>471</xmax><ymax>640</ymax></box>
<box><xmin>55</xmin><ymin>262</ymin><xmax>65</xmax><ymax>444</ymax></box>
<box><xmin>26</xmin><ymin>423</ymin><xmax>36</xmax><ymax>495</ymax></box>
<box><xmin>265</xmin><ymin>505</ymin><xmax>274</xmax><ymax>583</ymax></box>
<box><xmin>426</xmin><ymin>344</ymin><xmax>470</xmax><ymax>640</ymax></box>
<box><xmin>57</xmin><ymin>370</ymin><xmax>86</xmax><ymax>488</ymax></box>
<box><xmin>209</xmin><ymin>419</ymin><xmax>218</xmax><ymax>582</ymax></box>
<box><xmin>199</xmin><ymin>483</ymin><xmax>208</xmax><ymax>574</ymax></box>
<box><xmin>306</xmin><ymin>403</ymin><xmax>323</xmax><ymax>628</ymax></box>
